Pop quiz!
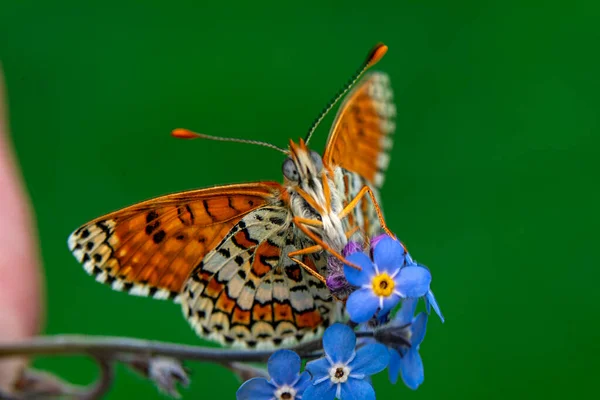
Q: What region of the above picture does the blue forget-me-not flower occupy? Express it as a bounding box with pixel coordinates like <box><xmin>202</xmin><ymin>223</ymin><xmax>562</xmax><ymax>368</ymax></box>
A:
<box><xmin>236</xmin><ymin>349</ymin><xmax>311</xmax><ymax>400</ymax></box>
<box><xmin>344</xmin><ymin>235</ymin><xmax>432</xmax><ymax>323</ymax></box>
<box><xmin>384</xmin><ymin>297</ymin><xmax>428</xmax><ymax>389</ymax></box>
<box><xmin>303</xmin><ymin>324</ymin><xmax>389</xmax><ymax>400</ymax></box>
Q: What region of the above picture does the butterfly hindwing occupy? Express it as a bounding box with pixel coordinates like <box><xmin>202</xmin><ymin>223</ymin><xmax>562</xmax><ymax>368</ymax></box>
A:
<box><xmin>182</xmin><ymin>206</ymin><xmax>335</xmax><ymax>348</ymax></box>
<box><xmin>67</xmin><ymin>182</ymin><xmax>284</xmax><ymax>301</ymax></box>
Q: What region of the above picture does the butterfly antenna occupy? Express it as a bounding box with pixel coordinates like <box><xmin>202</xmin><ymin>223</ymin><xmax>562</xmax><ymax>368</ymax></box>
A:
<box><xmin>171</xmin><ymin>128</ymin><xmax>289</xmax><ymax>155</ymax></box>
<box><xmin>304</xmin><ymin>43</ymin><xmax>388</xmax><ymax>145</ymax></box>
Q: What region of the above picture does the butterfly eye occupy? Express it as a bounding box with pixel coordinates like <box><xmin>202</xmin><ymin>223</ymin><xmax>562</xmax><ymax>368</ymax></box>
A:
<box><xmin>310</xmin><ymin>151</ymin><xmax>323</xmax><ymax>173</ymax></box>
<box><xmin>282</xmin><ymin>158</ymin><xmax>300</xmax><ymax>181</ymax></box>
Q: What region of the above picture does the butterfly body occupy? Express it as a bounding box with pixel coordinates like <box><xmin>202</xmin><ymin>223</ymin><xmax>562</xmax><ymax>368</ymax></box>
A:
<box><xmin>284</xmin><ymin>139</ymin><xmax>348</xmax><ymax>251</ymax></box>
<box><xmin>68</xmin><ymin>67</ymin><xmax>396</xmax><ymax>348</ymax></box>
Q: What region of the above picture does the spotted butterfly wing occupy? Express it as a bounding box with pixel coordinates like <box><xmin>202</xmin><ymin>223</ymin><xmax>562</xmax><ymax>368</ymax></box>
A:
<box><xmin>181</xmin><ymin>206</ymin><xmax>333</xmax><ymax>348</ymax></box>
<box><xmin>68</xmin><ymin>183</ymin><xmax>283</xmax><ymax>299</ymax></box>
<box><xmin>324</xmin><ymin>72</ymin><xmax>396</xmax><ymax>237</ymax></box>
<box><xmin>68</xmin><ymin>182</ymin><xmax>335</xmax><ymax>348</ymax></box>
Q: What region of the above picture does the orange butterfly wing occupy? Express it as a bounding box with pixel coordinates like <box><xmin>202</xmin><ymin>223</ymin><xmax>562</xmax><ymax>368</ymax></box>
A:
<box><xmin>323</xmin><ymin>72</ymin><xmax>396</xmax><ymax>188</ymax></box>
<box><xmin>68</xmin><ymin>182</ymin><xmax>285</xmax><ymax>301</ymax></box>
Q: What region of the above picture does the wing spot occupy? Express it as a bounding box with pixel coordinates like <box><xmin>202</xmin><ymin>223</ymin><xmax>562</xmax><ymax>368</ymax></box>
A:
<box><xmin>145</xmin><ymin>221</ymin><xmax>160</xmax><ymax>235</ymax></box>
<box><xmin>203</xmin><ymin>200</ymin><xmax>215</xmax><ymax>220</ymax></box>
<box><xmin>80</xmin><ymin>229</ymin><xmax>90</xmax><ymax>239</ymax></box>
<box><xmin>290</xmin><ymin>285</ymin><xmax>308</xmax><ymax>292</ymax></box>
<box><xmin>257</xmin><ymin>333</ymin><xmax>271</xmax><ymax>339</ymax></box>
<box><xmin>96</xmin><ymin>221</ymin><xmax>111</xmax><ymax>233</ymax></box>
<box><xmin>153</xmin><ymin>230</ymin><xmax>166</xmax><ymax>244</ymax></box>
<box><xmin>146</xmin><ymin>211</ymin><xmax>159</xmax><ymax>223</ymax></box>
<box><xmin>218</xmin><ymin>248</ymin><xmax>231</xmax><ymax>258</ymax></box>
<box><xmin>269</xmin><ymin>216</ymin><xmax>285</xmax><ymax>225</ymax></box>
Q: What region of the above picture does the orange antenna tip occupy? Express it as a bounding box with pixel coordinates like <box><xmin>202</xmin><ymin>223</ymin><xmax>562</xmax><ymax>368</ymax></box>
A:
<box><xmin>171</xmin><ymin>128</ymin><xmax>201</xmax><ymax>139</ymax></box>
<box><xmin>304</xmin><ymin>43</ymin><xmax>389</xmax><ymax>144</ymax></box>
<box><xmin>366</xmin><ymin>43</ymin><xmax>388</xmax><ymax>67</ymax></box>
<box><xmin>170</xmin><ymin>128</ymin><xmax>289</xmax><ymax>154</ymax></box>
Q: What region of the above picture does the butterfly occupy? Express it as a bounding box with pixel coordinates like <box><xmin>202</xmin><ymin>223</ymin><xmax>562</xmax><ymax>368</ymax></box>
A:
<box><xmin>68</xmin><ymin>44</ymin><xmax>396</xmax><ymax>349</ymax></box>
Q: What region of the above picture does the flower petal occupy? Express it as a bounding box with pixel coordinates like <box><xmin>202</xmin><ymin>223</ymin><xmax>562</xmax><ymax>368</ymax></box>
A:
<box><xmin>344</xmin><ymin>252</ymin><xmax>375</xmax><ymax>286</ymax></box>
<box><xmin>426</xmin><ymin>289</ymin><xmax>445</xmax><ymax>323</ymax></box>
<box><xmin>302</xmin><ymin>381</ymin><xmax>337</xmax><ymax>400</ymax></box>
<box><xmin>305</xmin><ymin>357</ymin><xmax>330</xmax><ymax>380</ymax></box>
<box><xmin>339</xmin><ymin>378</ymin><xmax>376</xmax><ymax>400</ymax></box>
<box><xmin>348</xmin><ymin>343</ymin><xmax>390</xmax><ymax>375</ymax></box>
<box><xmin>295</xmin><ymin>371</ymin><xmax>312</xmax><ymax>394</ymax></box>
<box><xmin>346</xmin><ymin>289</ymin><xmax>380</xmax><ymax>324</ymax></box>
<box><xmin>236</xmin><ymin>377</ymin><xmax>275</xmax><ymax>400</ymax></box>
<box><xmin>387</xmin><ymin>348</ymin><xmax>401</xmax><ymax>384</ymax></box>
<box><xmin>380</xmin><ymin>293</ymin><xmax>401</xmax><ymax>317</ymax></box>
<box><xmin>400</xmin><ymin>349</ymin><xmax>424</xmax><ymax>390</ymax></box>
<box><xmin>373</xmin><ymin>236</ymin><xmax>405</xmax><ymax>273</ymax></box>
<box><xmin>322</xmin><ymin>323</ymin><xmax>356</xmax><ymax>364</ymax></box>
<box><xmin>268</xmin><ymin>349</ymin><xmax>301</xmax><ymax>386</ymax></box>
<box><xmin>396</xmin><ymin>266</ymin><xmax>431</xmax><ymax>298</ymax></box>
<box><xmin>369</xmin><ymin>233</ymin><xmax>390</xmax><ymax>250</ymax></box>
<box><xmin>394</xmin><ymin>297</ymin><xmax>418</xmax><ymax>326</ymax></box>
<box><xmin>411</xmin><ymin>312</ymin><xmax>428</xmax><ymax>347</ymax></box>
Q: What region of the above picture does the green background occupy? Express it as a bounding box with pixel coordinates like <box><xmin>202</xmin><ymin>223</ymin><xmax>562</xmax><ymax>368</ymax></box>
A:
<box><xmin>1</xmin><ymin>1</ymin><xmax>598</xmax><ymax>398</ymax></box>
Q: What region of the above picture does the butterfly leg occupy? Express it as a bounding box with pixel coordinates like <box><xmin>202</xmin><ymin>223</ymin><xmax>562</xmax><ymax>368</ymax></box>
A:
<box><xmin>293</xmin><ymin>216</ymin><xmax>323</xmax><ymax>227</ymax></box>
<box><xmin>338</xmin><ymin>185</ymin><xmax>394</xmax><ymax>238</ymax></box>
<box><xmin>291</xmin><ymin>216</ymin><xmax>362</xmax><ymax>271</ymax></box>
<box><xmin>287</xmin><ymin>245</ymin><xmax>327</xmax><ymax>284</ymax></box>
<box><xmin>345</xmin><ymin>225</ymin><xmax>360</xmax><ymax>239</ymax></box>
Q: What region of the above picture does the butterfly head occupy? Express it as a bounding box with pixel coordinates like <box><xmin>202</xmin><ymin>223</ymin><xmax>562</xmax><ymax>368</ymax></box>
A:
<box><xmin>284</xmin><ymin>139</ymin><xmax>325</xmax><ymax>186</ymax></box>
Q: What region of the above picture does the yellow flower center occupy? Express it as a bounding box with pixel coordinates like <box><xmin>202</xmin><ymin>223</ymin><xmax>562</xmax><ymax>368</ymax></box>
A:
<box><xmin>371</xmin><ymin>272</ymin><xmax>395</xmax><ymax>297</ymax></box>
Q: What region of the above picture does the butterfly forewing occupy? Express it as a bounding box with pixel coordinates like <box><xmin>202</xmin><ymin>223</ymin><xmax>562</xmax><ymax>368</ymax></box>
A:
<box><xmin>68</xmin><ymin>182</ymin><xmax>284</xmax><ymax>300</ymax></box>
<box><xmin>324</xmin><ymin>72</ymin><xmax>396</xmax><ymax>189</ymax></box>
<box><xmin>324</xmin><ymin>72</ymin><xmax>396</xmax><ymax>238</ymax></box>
